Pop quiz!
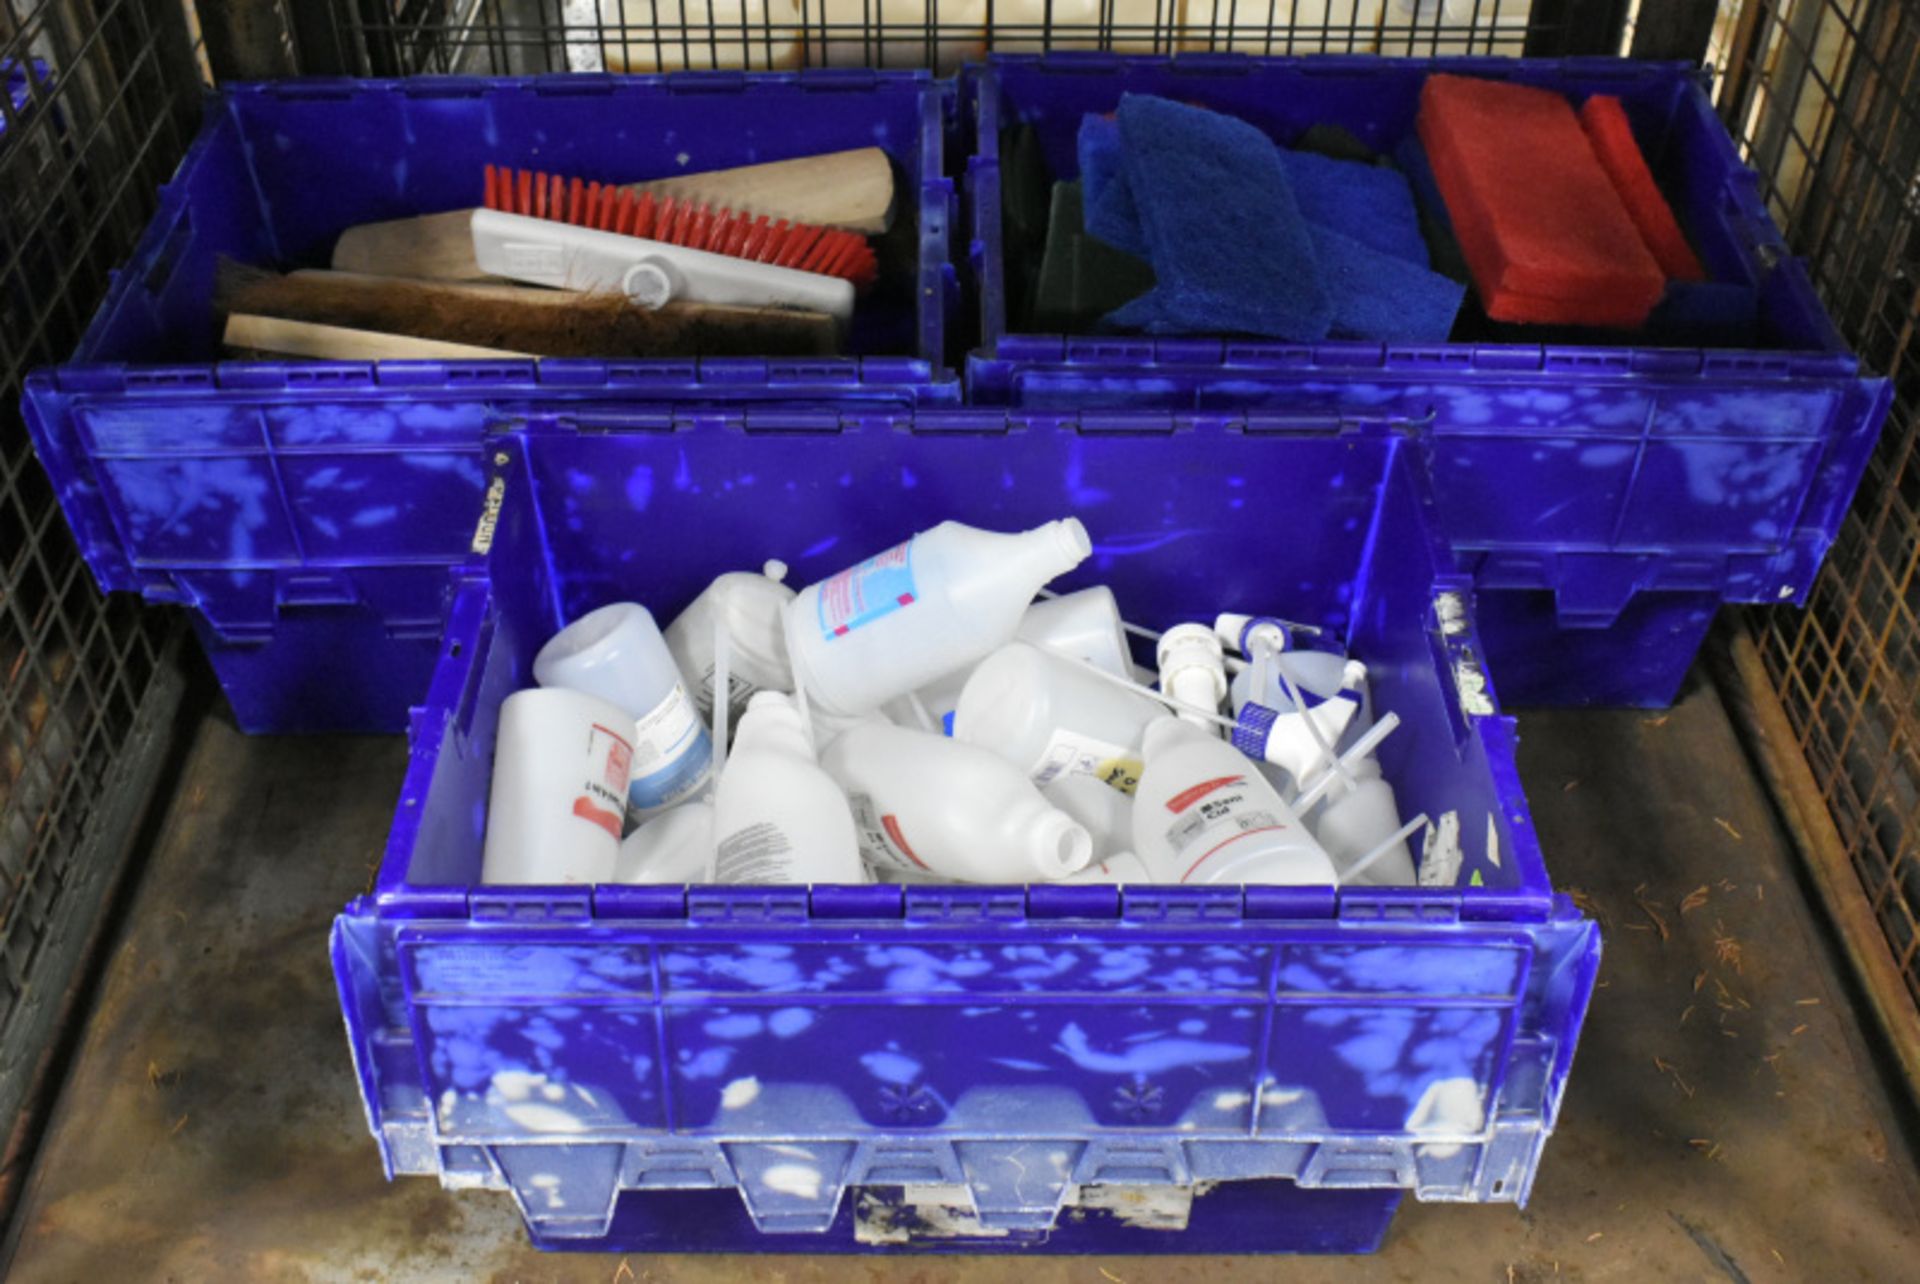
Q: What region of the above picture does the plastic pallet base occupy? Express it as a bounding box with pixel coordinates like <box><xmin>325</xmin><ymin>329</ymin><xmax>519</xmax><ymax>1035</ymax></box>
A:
<box><xmin>528</xmin><ymin>1181</ymin><xmax>1400</xmax><ymax>1254</ymax></box>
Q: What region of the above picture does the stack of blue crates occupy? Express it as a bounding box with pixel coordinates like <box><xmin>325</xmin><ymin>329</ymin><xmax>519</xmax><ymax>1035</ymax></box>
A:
<box><xmin>21</xmin><ymin>54</ymin><xmax>1886</xmax><ymax>1253</ymax></box>
<box><xmin>25</xmin><ymin>70</ymin><xmax>959</xmax><ymax>732</ymax></box>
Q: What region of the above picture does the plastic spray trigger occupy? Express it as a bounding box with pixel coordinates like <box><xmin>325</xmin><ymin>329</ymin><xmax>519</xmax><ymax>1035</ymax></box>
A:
<box><xmin>1230</xmin><ymin>687</ymin><xmax>1363</xmax><ymax>786</ymax></box>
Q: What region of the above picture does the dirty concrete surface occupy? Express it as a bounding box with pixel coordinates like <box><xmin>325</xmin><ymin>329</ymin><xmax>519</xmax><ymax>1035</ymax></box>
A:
<box><xmin>3</xmin><ymin>674</ymin><xmax>1917</xmax><ymax>1282</ymax></box>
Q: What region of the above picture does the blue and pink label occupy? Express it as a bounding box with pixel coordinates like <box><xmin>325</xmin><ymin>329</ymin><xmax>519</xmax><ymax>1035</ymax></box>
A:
<box><xmin>816</xmin><ymin>539</ymin><xmax>919</xmax><ymax>642</ymax></box>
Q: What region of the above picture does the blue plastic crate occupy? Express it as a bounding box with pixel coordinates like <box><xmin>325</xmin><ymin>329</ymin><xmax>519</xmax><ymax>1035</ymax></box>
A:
<box><xmin>962</xmin><ymin>54</ymin><xmax>1892</xmax><ymax>706</ymax></box>
<box><xmin>331</xmin><ymin>407</ymin><xmax>1599</xmax><ymax>1252</ymax></box>
<box><xmin>2</xmin><ymin>58</ymin><xmax>52</xmax><ymax>141</ymax></box>
<box><xmin>25</xmin><ymin>69</ymin><xmax>959</xmax><ymax>732</ymax></box>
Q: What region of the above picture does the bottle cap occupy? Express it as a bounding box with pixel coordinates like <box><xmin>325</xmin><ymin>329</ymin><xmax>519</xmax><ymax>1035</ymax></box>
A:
<box><xmin>1157</xmin><ymin>622</ymin><xmax>1228</xmax><ymax>705</ymax></box>
<box><xmin>1213</xmin><ymin>613</ymin><xmax>1291</xmax><ymax>657</ymax></box>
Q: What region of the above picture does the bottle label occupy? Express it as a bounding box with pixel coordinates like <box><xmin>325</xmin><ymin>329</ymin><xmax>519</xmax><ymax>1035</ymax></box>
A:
<box><xmin>626</xmin><ymin>683</ymin><xmax>713</xmax><ymax>813</ymax></box>
<box><xmin>713</xmin><ymin>821</ymin><xmax>795</xmax><ymax>883</ymax></box>
<box><xmin>847</xmin><ymin>792</ymin><xmax>930</xmax><ymax>873</ymax></box>
<box><xmin>572</xmin><ymin>722</ymin><xmax>634</xmax><ymax>841</ymax></box>
<box><xmin>816</xmin><ymin>539</ymin><xmax>918</xmax><ymax>642</ymax></box>
<box><xmin>1159</xmin><ymin>775</ymin><xmax>1287</xmax><ymax>882</ymax></box>
<box><xmin>1028</xmin><ymin>727</ymin><xmax>1143</xmax><ymax>796</ymax></box>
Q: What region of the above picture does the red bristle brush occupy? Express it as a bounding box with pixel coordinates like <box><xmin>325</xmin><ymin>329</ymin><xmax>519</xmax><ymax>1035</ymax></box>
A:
<box><xmin>472</xmin><ymin>163</ymin><xmax>878</xmax><ymax>319</ymax></box>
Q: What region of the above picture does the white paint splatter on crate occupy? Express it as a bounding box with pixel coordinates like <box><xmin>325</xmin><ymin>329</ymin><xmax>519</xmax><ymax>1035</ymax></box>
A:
<box><xmin>720</xmin><ymin>1076</ymin><xmax>761</xmax><ymax>1110</ymax></box>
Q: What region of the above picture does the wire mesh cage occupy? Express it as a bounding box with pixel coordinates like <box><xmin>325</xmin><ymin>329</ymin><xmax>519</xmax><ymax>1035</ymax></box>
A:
<box><xmin>309</xmin><ymin>0</ymin><xmax>1920</xmax><ymax>1060</ymax></box>
<box><xmin>0</xmin><ymin>0</ymin><xmax>1910</xmax><ymax>1254</ymax></box>
<box><xmin>1716</xmin><ymin>0</ymin><xmax>1920</xmax><ymax>1022</ymax></box>
<box><xmin>0</xmin><ymin>0</ymin><xmax>195</xmax><ymax>1186</ymax></box>
<box><xmin>320</xmin><ymin>0</ymin><xmax>1617</xmax><ymax>78</ymax></box>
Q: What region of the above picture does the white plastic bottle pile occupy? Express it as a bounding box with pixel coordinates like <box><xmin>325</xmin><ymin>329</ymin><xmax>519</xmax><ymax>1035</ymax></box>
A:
<box><xmin>480</xmin><ymin>517</ymin><xmax>1425</xmax><ymax>889</ymax></box>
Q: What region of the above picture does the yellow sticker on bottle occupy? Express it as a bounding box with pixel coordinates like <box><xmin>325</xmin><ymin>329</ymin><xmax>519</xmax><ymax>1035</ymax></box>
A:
<box><xmin>1029</xmin><ymin>728</ymin><xmax>1141</xmax><ymax>796</ymax></box>
<box><xmin>1095</xmin><ymin>755</ymin><xmax>1144</xmax><ymax>797</ymax></box>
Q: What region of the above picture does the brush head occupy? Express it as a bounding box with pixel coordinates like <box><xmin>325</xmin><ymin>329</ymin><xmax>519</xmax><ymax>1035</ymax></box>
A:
<box><xmin>482</xmin><ymin>163</ymin><xmax>879</xmax><ymax>291</ymax></box>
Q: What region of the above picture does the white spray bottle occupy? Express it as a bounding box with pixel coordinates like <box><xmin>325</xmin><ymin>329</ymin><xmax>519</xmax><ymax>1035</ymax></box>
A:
<box><xmin>1157</xmin><ymin>623</ymin><xmax>1229</xmax><ymax>735</ymax></box>
<box><xmin>1230</xmin><ymin>623</ymin><xmax>1369</xmax><ymax>790</ymax></box>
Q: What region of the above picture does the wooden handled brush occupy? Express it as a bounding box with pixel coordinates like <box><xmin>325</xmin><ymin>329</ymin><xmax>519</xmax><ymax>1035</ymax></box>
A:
<box><xmin>332</xmin><ymin>147</ymin><xmax>894</xmax><ymax>281</ymax></box>
<box><xmin>217</xmin><ymin>264</ymin><xmax>839</xmax><ymax>360</ymax></box>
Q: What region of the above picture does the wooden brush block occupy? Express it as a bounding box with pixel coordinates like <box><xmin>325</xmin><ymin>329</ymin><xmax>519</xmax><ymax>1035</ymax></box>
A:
<box><xmin>224</xmin><ymin>314</ymin><xmax>531</xmax><ymax>361</ymax></box>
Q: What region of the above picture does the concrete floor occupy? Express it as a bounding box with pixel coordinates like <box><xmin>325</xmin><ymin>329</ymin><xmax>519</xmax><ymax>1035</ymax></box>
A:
<box><xmin>3</xmin><ymin>673</ymin><xmax>1918</xmax><ymax>1281</ymax></box>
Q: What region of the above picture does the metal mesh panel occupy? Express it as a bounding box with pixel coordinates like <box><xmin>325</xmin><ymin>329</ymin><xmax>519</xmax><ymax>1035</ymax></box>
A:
<box><xmin>0</xmin><ymin>0</ymin><xmax>196</xmax><ymax>1132</ymax></box>
<box><xmin>1716</xmin><ymin>1</ymin><xmax>1920</xmax><ymax>1014</ymax></box>
<box><xmin>321</xmin><ymin>0</ymin><xmax>1607</xmax><ymax>78</ymax></box>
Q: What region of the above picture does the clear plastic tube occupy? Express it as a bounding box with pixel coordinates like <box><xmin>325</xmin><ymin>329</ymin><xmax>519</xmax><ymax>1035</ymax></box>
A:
<box><xmin>1341</xmin><ymin>813</ymin><xmax>1431</xmax><ymax>883</ymax></box>
<box><xmin>1037</xmin><ymin>641</ymin><xmax>1245</xmax><ymax>734</ymax></box>
<box><xmin>1292</xmin><ymin>712</ymin><xmax>1403</xmax><ymax>813</ymax></box>
<box><xmin>1265</xmin><ymin>645</ymin><xmax>1353</xmax><ymax>792</ymax></box>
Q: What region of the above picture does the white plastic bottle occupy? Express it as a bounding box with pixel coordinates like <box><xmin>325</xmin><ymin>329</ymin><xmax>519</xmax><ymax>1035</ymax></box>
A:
<box><xmin>1045</xmin><ymin>773</ymin><xmax>1133</xmax><ymax>860</ymax></box>
<box><xmin>1131</xmin><ymin>717</ymin><xmax>1337</xmax><ymax>886</ymax></box>
<box><xmin>615</xmin><ymin>800</ymin><xmax>716</xmax><ymax>883</ymax></box>
<box><xmin>952</xmin><ymin>641</ymin><xmax>1160</xmax><ymax>793</ymax></box>
<box><xmin>784</xmin><ymin>517</ymin><xmax>1092</xmax><ymax>717</ymax></box>
<box><xmin>663</xmin><ymin>560</ymin><xmax>796</xmax><ymax>729</ymax></box>
<box><xmin>1022</xmin><ymin>587</ymin><xmax>1133</xmax><ymax>676</ymax></box>
<box><xmin>822</xmin><ymin>723</ymin><xmax>1094</xmax><ymax>882</ymax></box>
<box><xmin>914</xmin><ymin>584</ymin><xmax>1134</xmax><ymax>728</ymax></box>
<box><xmin>1063</xmin><ymin>849</ymin><xmax>1155</xmax><ymax>885</ymax></box>
<box><xmin>1157</xmin><ymin>623</ymin><xmax>1228</xmax><ymax>733</ymax></box>
<box><xmin>534</xmin><ymin>602</ymin><xmax>713</xmax><ymax>816</ymax></box>
<box><xmin>482</xmin><ymin>687</ymin><xmax>634</xmax><ymax>885</ymax></box>
<box><xmin>1312</xmin><ymin>767</ymin><xmax>1418</xmax><ymax>886</ymax></box>
<box><xmin>711</xmin><ymin>692</ymin><xmax>865</xmax><ymax>884</ymax></box>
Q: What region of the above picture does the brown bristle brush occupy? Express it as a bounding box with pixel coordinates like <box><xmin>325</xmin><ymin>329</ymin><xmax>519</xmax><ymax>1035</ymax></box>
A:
<box><xmin>215</xmin><ymin>262</ymin><xmax>840</xmax><ymax>359</ymax></box>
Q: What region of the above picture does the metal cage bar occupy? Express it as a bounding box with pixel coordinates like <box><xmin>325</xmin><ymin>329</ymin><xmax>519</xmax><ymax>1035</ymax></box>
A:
<box><xmin>1712</xmin><ymin>0</ymin><xmax>1920</xmax><ymax>1041</ymax></box>
<box><xmin>0</xmin><ymin>0</ymin><xmax>195</xmax><ymax>1208</ymax></box>
<box><xmin>315</xmin><ymin>0</ymin><xmax>1616</xmax><ymax>79</ymax></box>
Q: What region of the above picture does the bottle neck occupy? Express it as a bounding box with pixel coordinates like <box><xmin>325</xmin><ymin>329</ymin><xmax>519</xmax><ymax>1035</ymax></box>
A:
<box><xmin>999</xmin><ymin>792</ymin><xmax>1092</xmax><ymax>878</ymax></box>
<box><xmin>949</xmin><ymin>519</ymin><xmax>1092</xmax><ymax>615</ymax></box>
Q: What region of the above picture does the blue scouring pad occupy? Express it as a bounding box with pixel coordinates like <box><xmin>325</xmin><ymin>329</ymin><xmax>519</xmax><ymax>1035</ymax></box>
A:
<box><xmin>1077</xmin><ymin>113</ymin><xmax>1148</xmax><ymax>257</ymax></box>
<box><xmin>1310</xmin><ymin>224</ymin><xmax>1465</xmax><ymax>343</ymax></box>
<box><xmin>1102</xmin><ymin>94</ymin><xmax>1332</xmax><ymax>341</ymax></box>
<box><xmin>1280</xmin><ymin>149</ymin><xmax>1430</xmax><ymax>267</ymax></box>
